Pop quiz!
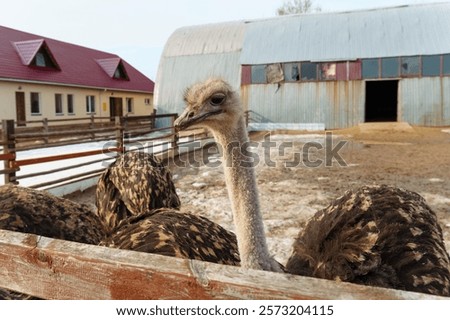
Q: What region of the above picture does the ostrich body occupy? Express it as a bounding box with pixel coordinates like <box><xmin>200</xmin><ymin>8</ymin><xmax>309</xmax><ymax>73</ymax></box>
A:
<box><xmin>286</xmin><ymin>185</ymin><xmax>450</xmax><ymax>296</ymax></box>
<box><xmin>101</xmin><ymin>208</ymin><xmax>240</xmax><ymax>265</ymax></box>
<box><xmin>96</xmin><ymin>151</ymin><xmax>180</xmax><ymax>232</ymax></box>
<box><xmin>0</xmin><ymin>184</ymin><xmax>106</xmax><ymax>244</ymax></box>
<box><xmin>97</xmin><ymin>151</ymin><xmax>240</xmax><ymax>266</ymax></box>
<box><xmin>174</xmin><ymin>78</ymin><xmax>450</xmax><ymax>296</ymax></box>
<box><xmin>0</xmin><ymin>184</ymin><xmax>108</xmax><ymax>299</ymax></box>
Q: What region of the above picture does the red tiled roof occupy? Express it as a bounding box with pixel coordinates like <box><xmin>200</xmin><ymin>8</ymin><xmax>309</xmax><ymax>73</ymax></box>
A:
<box><xmin>0</xmin><ymin>25</ymin><xmax>154</xmax><ymax>93</ymax></box>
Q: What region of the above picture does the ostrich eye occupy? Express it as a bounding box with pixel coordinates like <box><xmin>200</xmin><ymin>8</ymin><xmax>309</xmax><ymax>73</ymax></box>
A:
<box><xmin>210</xmin><ymin>94</ymin><xmax>226</xmax><ymax>106</ymax></box>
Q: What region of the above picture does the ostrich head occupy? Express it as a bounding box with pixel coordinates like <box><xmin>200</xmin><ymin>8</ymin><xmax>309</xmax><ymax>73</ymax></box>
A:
<box><xmin>174</xmin><ymin>78</ymin><xmax>243</xmax><ymax>133</ymax></box>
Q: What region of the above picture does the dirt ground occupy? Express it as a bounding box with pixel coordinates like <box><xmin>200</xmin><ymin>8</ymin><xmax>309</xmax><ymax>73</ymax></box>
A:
<box><xmin>65</xmin><ymin>124</ymin><xmax>450</xmax><ymax>265</ymax></box>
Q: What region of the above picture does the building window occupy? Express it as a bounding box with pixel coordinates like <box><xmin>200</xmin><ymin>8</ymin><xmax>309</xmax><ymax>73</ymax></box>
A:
<box><xmin>126</xmin><ymin>98</ymin><xmax>134</xmax><ymax>113</ymax></box>
<box><xmin>113</xmin><ymin>62</ymin><xmax>129</xmax><ymax>80</ymax></box>
<box><xmin>319</xmin><ymin>63</ymin><xmax>337</xmax><ymax>80</ymax></box>
<box><xmin>251</xmin><ymin>65</ymin><xmax>267</xmax><ymax>84</ymax></box>
<box><xmin>86</xmin><ymin>95</ymin><xmax>95</xmax><ymax>113</ymax></box>
<box><xmin>30</xmin><ymin>47</ymin><xmax>59</xmax><ymax>69</ymax></box>
<box><xmin>381</xmin><ymin>57</ymin><xmax>400</xmax><ymax>78</ymax></box>
<box><xmin>30</xmin><ymin>92</ymin><xmax>41</xmax><ymax>114</ymax></box>
<box><xmin>300</xmin><ymin>62</ymin><xmax>318</xmax><ymax>81</ymax></box>
<box><xmin>283</xmin><ymin>63</ymin><xmax>300</xmax><ymax>81</ymax></box>
<box><xmin>67</xmin><ymin>94</ymin><xmax>74</xmax><ymax>114</ymax></box>
<box><xmin>265</xmin><ymin>64</ymin><xmax>284</xmax><ymax>84</ymax></box>
<box><xmin>144</xmin><ymin>98</ymin><xmax>151</xmax><ymax>106</ymax></box>
<box><xmin>362</xmin><ymin>59</ymin><xmax>379</xmax><ymax>79</ymax></box>
<box><xmin>422</xmin><ymin>55</ymin><xmax>441</xmax><ymax>77</ymax></box>
<box><xmin>443</xmin><ymin>54</ymin><xmax>450</xmax><ymax>76</ymax></box>
<box><xmin>401</xmin><ymin>56</ymin><xmax>420</xmax><ymax>77</ymax></box>
<box><xmin>55</xmin><ymin>94</ymin><xmax>63</xmax><ymax>114</ymax></box>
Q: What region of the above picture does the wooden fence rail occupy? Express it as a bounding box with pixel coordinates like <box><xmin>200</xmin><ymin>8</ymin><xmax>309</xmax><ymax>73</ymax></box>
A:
<box><xmin>0</xmin><ymin>113</ymin><xmax>196</xmax><ymax>189</ymax></box>
<box><xmin>0</xmin><ymin>229</ymin><xmax>441</xmax><ymax>300</ymax></box>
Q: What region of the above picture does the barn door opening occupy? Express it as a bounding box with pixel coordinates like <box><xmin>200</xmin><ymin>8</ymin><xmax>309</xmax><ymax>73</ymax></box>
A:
<box><xmin>365</xmin><ymin>80</ymin><xmax>398</xmax><ymax>122</ymax></box>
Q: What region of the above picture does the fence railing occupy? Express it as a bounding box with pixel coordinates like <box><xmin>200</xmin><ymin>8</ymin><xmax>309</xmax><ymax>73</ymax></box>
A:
<box><xmin>0</xmin><ymin>229</ymin><xmax>439</xmax><ymax>299</ymax></box>
<box><xmin>0</xmin><ymin>113</ymin><xmax>211</xmax><ymax>190</ymax></box>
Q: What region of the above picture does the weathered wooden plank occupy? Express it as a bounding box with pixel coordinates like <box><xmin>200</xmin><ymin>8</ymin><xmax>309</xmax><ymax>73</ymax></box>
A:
<box><xmin>0</xmin><ymin>230</ymin><xmax>444</xmax><ymax>300</ymax></box>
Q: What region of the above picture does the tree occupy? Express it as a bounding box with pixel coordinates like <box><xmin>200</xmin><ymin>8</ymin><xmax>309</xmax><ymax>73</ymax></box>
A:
<box><xmin>276</xmin><ymin>0</ymin><xmax>321</xmax><ymax>16</ymax></box>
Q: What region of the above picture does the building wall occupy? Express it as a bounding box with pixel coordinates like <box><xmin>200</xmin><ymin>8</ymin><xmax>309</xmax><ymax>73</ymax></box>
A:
<box><xmin>400</xmin><ymin>77</ymin><xmax>450</xmax><ymax>126</ymax></box>
<box><xmin>242</xmin><ymin>81</ymin><xmax>365</xmax><ymax>130</ymax></box>
<box><xmin>0</xmin><ymin>80</ymin><xmax>153</xmax><ymax>124</ymax></box>
<box><xmin>154</xmin><ymin>52</ymin><xmax>241</xmax><ymax>128</ymax></box>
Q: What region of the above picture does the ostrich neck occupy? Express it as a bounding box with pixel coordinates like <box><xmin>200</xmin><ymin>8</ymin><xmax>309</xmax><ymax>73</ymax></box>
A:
<box><xmin>212</xmin><ymin>117</ymin><xmax>278</xmax><ymax>271</ymax></box>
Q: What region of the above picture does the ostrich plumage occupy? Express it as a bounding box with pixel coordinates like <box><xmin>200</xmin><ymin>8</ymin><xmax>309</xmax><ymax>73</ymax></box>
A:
<box><xmin>96</xmin><ymin>151</ymin><xmax>180</xmax><ymax>232</ymax></box>
<box><xmin>101</xmin><ymin>208</ymin><xmax>240</xmax><ymax>265</ymax></box>
<box><xmin>0</xmin><ymin>184</ymin><xmax>108</xmax><ymax>299</ymax></box>
<box><xmin>0</xmin><ymin>184</ymin><xmax>107</xmax><ymax>244</ymax></box>
<box><xmin>286</xmin><ymin>185</ymin><xmax>450</xmax><ymax>296</ymax></box>
<box><xmin>97</xmin><ymin>151</ymin><xmax>240</xmax><ymax>266</ymax></box>
<box><xmin>174</xmin><ymin>78</ymin><xmax>450</xmax><ymax>296</ymax></box>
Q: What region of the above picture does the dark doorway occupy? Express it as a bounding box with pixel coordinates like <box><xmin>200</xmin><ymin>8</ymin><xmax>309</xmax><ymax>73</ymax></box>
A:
<box><xmin>109</xmin><ymin>97</ymin><xmax>123</xmax><ymax>121</ymax></box>
<box><xmin>365</xmin><ymin>80</ymin><xmax>398</xmax><ymax>122</ymax></box>
<box><xmin>15</xmin><ymin>92</ymin><xmax>26</xmax><ymax>126</ymax></box>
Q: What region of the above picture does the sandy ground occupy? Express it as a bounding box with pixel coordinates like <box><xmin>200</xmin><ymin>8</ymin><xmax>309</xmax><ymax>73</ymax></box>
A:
<box><xmin>65</xmin><ymin>124</ymin><xmax>450</xmax><ymax>265</ymax></box>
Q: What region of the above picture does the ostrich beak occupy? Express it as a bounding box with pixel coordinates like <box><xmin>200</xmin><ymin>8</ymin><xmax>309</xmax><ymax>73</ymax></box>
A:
<box><xmin>174</xmin><ymin>109</ymin><xmax>191</xmax><ymax>132</ymax></box>
<box><xmin>174</xmin><ymin>108</ymin><xmax>223</xmax><ymax>132</ymax></box>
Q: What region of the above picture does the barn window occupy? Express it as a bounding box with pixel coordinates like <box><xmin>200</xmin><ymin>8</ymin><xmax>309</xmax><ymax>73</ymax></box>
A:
<box><xmin>283</xmin><ymin>63</ymin><xmax>300</xmax><ymax>81</ymax></box>
<box><xmin>443</xmin><ymin>54</ymin><xmax>450</xmax><ymax>75</ymax></box>
<box><xmin>301</xmin><ymin>62</ymin><xmax>318</xmax><ymax>81</ymax></box>
<box><xmin>362</xmin><ymin>59</ymin><xmax>379</xmax><ymax>79</ymax></box>
<box><xmin>381</xmin><ymin>57</ymin><xmax>400</xmax><ymax>78</ymax></box>
<box><xmin>251</xmin><ymin>65</ymin><xmax>267</xmax><ymax>84</ymax></box>
<box><xmin>265</xmin><ymin>64</ymin><xmax>284</xmax><ymax>84</ymax></box>
<box><xmin>422</xmin><ymin>55</ymin><xmax>441</xmax><ymax>77</ymax></box>
<box><xmin>319</xmin><ymin>63</ymin><xmax>336</xmax><ymax>80</ymax></box>
<box><xmin>401</xmin><ymin>56</ymin><xmax>420</xmax><ymax>77</ymax></box>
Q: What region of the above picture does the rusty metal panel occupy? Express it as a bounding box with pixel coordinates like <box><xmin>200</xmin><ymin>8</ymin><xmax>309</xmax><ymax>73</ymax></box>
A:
<box><xmin>241</xmin><ymin>65</ymin><xmax>252</xmax><ymax>85</ymax></box>
<box><xmin>335</xmin><ymin>62</ymin><xmax>361</xmax><ymax>81</ymax></box>
<box><xmin>400</xmin><ymin>78</ymin><xmax>450</xmax><ymax>126</ymax></box>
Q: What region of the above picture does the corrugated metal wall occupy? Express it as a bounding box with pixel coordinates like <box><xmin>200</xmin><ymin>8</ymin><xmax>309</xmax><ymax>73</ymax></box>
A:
<box><xmin>400</xmin><ymin>77</ymin><xmax>450</xmax><ymax>126</ymax></box>
<box><xmin>242</xmin><ymin>81</ymin><xmax>364</xmax><ymax>129</ymax></box>
<box><xmin>154</xmin><ymin>52</ymin><xmax>242</xmax><ymax>127</ymax></box>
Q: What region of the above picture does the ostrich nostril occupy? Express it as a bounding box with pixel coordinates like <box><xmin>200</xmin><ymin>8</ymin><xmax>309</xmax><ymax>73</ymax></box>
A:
<box><xmin>188</xmin><ymin>112</ymin><xmax>195</xmax><ymax>118</ymax></box>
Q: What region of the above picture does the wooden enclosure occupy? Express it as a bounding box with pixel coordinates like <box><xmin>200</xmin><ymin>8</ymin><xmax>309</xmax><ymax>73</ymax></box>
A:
<box><xmin>0</xmin><ymin>229</ymin><xmax>444</xmax><ymax>300</ymax></box>
<box><xmin>0</xmin><ymin>114</ymin><xmax>210</xmax><ymax>189</ymax></box>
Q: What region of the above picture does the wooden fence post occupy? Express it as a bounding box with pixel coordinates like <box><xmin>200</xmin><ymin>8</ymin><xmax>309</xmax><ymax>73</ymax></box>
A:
<box><xmin>171</xmin><ymin>114</ymin><xmax>179</xmax><ymax>155</ymax></box>
<box><xmin>89</xmin><ymin>114</ymin><xmax>95</xmax><ymax>140</ymax></box>
<box><xmin>42</xmin><ymin>118</ymin><xmax>49</xmax><ymax>144</ymax></box>
<box><xmin>150</xmin><ymin>109</ymin><xmax>156</xmax><ymax>129</ymax></box>
<box><xmin>115</xmin><ymin>116</ymin><xmax>124</xmax><ymax>154</ymax></box>
<box><xmin>1</xmin><ymin>120</ymin><xmax>17</xmax><ymax>184</ymax></box>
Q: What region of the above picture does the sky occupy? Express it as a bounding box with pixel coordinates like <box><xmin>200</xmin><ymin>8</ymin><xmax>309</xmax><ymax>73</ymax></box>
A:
<box><xmin>0</xmin><ymin>0</ymin><xmax>444</xmax><ymax>80</ymax></box>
